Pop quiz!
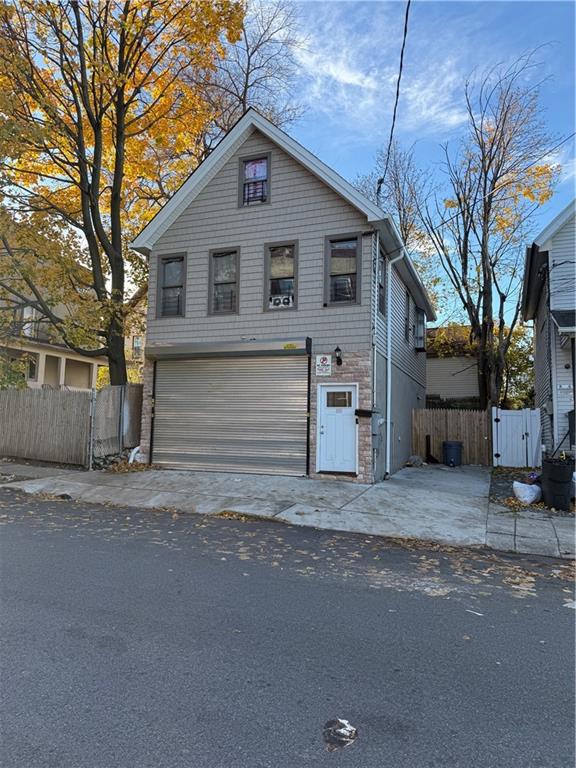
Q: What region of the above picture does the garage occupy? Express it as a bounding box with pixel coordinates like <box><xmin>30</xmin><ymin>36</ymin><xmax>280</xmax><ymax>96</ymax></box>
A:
<box><xmin>152</xmin><ymin>353</ymin><xmax>309</xmax><ymax>475</ymax></box>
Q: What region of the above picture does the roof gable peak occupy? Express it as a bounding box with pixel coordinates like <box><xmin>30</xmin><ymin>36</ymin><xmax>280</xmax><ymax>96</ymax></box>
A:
<box><xmin>130</xmin><ymin>109</ymin><xmax>386</xmax><ymax>255</ymax></box>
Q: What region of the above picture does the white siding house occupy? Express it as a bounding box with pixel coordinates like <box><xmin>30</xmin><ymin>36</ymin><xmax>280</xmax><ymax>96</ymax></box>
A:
<box><xmin>522</xmin><ymin>199</ymin><xmax>576</xmax><ymax>453</ymax></box>
<box><xmin>131</xmin><ymin>109</ymin><xmax>435</xmax><ymax>481</ymax></box>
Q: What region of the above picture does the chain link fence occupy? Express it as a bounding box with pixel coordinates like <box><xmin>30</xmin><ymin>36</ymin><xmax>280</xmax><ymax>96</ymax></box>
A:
<box><xmin>89</xmin><ymin>384</ymin><xmax>143</xmax><ymax>465</ymax></box>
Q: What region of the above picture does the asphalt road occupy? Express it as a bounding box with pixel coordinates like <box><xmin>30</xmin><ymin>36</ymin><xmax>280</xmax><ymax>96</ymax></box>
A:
<box><xmin>0</xmin><ymin>488</ymin><xmax>574</xmax><ymax>768</ymax></box>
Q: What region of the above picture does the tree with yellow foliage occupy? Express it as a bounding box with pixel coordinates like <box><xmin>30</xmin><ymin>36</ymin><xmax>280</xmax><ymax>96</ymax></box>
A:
<box><xmin>0</xmin><ymin>0</ymin><xmax>243</xmax><ymax>383</ymax></box>
<box><xmin>418</xmin><ymin>55</ymin><xmax>558</xmax><ymax>408</ymax></box>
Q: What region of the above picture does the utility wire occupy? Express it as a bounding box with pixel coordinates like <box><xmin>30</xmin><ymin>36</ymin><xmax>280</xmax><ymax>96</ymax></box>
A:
<box><xmin>376</xmin><ymin>0</ymin><xmax>411</xmax><ymax>203</ymax></box>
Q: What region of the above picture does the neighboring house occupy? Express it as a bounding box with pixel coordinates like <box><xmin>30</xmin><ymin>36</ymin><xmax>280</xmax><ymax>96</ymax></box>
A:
<box><xmin>125</xmin><ymin>304</ymin><xmax>147</xmax><ymax>380</ymax></box>
<box><xmin>426</xmin><ymin>327</ymin><xmax>480</xmax><ymax>409</ymax></box>
<box><xmin>522</xmin><ymin>199</ymin><xmax>576</xmax><ymax>454</ymax></box>
<box><xmin>131</xmin><ymin>109</ymin><xmax>435</xmax><ymax>482</ymax></box>
<box><xmin>3</xmin><ymin>305</ymin><xmax>105</xmax><ymax>390</ymax></box>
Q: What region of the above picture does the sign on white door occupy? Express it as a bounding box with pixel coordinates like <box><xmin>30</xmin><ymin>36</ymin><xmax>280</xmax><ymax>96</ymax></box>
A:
<box><xmin>317</xmin><ymin>384</ymin><xmax>357</xmax><ymax>473</ymax></box>
<box><xmin>492</xmin><ymin>407</ymin><xmax>542</xmax><ymax>467</ymax></box>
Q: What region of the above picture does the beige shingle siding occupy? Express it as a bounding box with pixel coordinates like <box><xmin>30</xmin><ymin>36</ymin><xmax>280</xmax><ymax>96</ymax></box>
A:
<box><xmin>548</xmin><ymin>214</ymin><xmax>576</xmax><ymax>312</ymax></box>
<box><xmin>147</xmin><ymin>129</ymin><xmax>372</xmax><ymax>353</ymax></box>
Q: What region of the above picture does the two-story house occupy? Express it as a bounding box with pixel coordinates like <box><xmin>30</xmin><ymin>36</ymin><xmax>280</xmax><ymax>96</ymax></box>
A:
<box><xmin>3</xmin><ymin>305</ymin><xmax>105</xmax><ymax>390</ymax></box>
<box><xmin>131</xmin><ymin>110</ymin><xmax>435</xmax><ymax>482</ymax></box>
<box><xmin>522</xmin><ymin>198</ymin><xmax>575</xmax><ymax>454</ymax></box>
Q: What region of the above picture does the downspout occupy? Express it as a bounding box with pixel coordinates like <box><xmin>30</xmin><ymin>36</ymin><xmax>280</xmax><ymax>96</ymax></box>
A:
<box><xmin>371</xmin><ymin>230</ymin><xmax>379</xmax><ymax>481</ymax></box>
<box><xmin>371</xmin><ymin>230</ymin><xmax>379</xmax><ymax>411</ymax></box>
<box><xmin>384</xmin><ymin>232</ymin><xmax>406</xmax><ymax>479</ymax></box>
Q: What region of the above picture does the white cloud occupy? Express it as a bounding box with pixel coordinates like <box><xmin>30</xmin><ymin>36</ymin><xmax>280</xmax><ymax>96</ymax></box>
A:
<box><xmin>293</xmin><ymin>2</ymin><xmax>471</xmax><ymax>142</ymax></box>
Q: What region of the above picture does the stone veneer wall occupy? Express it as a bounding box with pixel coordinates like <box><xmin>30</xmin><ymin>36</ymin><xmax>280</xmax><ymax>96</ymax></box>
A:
<box><xmin>139</xmin><ymin>358</ymin><xmax>154</xmax><ymax>462</ymax></box>
<box><xmin>309</xmin><ymin>350</ymin><xmax>373</xmax><ymax>484</ymax></box>
<box><xmin>140</xmin><ymin>351</ymin><xmax>374</xmax><ymax>483</ymax></box>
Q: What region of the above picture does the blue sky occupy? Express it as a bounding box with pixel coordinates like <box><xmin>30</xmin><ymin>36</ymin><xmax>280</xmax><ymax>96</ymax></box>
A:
<box><xmin>289</xmin><ymin>0</ymin><xmax>575</xmax><ymax>238</ymax></box>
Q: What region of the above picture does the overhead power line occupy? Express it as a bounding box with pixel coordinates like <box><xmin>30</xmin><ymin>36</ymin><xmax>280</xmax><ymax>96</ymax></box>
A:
<box><xmin>376</xmin><ymin>0</ymin><xmax>412</xmax><ymax>204</ymax></box>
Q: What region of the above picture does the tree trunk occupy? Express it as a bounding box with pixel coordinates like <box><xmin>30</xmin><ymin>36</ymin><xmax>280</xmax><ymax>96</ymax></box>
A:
<box><xmin>477</xmin><ymin>352</ymin><xmax>491</xmax><ymax>411</ymax></box>
<box><xmin>107</xmin><ymin>316</ymin><xmax>127</xmax><ymax>385</ymax></box>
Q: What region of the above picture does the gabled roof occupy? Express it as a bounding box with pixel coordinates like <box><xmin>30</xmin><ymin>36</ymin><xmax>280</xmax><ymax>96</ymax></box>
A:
<box><xmin>129</xmin><ymin>108</ymin><xmax>436</xmax><ymax>320</ymax></box>
<box><xmin>130</xmin><ymin>108</ymin><xmax>386</xmax><ymax>255</ymax></box>
<box><xmin>534</xmin><ymin>198</ymin><xmax>576</xmax><ymax>247</ymax></box>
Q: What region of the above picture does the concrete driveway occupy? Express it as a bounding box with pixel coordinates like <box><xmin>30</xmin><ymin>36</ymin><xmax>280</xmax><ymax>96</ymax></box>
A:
<box><xmin>2</xmin><ymin>460</ymin><xmax>573</xmax><ymax>558</ymax></box>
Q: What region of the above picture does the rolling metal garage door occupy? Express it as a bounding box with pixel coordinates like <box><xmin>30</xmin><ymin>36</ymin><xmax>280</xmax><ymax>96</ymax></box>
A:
<box><xmin>153</xmin><ymin>356</ymin><xmax>309</xmax><ymax>475</ymax></box>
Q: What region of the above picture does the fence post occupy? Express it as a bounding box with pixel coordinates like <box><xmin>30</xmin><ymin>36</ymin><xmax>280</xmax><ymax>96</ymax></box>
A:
<box><xmin>87</xmin><ymin>387</ymin><xmax>97</xmax><ymax>470</ymax></box>
<box><xmin>118</xmin><ymin>384</ymin><xmax>126</xmax><ymax>453</ymax></box>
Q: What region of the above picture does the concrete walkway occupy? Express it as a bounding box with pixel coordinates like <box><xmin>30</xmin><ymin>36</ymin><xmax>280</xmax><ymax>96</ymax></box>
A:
<box><xmin>1</xmin><ymin>460</ymin><xmax>573</xmax><ymax>559</ymax></box>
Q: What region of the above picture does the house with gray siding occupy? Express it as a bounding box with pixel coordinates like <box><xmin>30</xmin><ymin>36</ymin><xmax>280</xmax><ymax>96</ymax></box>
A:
<box><xmin>522</xmin><ymin>199</ymin><xmax>575</xmax><ymax>454</ymax></box>
<box><xmin>131</xmin><ymin>109</ymin><xmax>435</xmax><ymax>482</ymax></box>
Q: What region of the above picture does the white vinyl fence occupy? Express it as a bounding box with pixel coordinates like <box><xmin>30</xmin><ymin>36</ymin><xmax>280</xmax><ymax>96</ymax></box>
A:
<box><xmin>0</xmin><ymin>384</ymin><xmax>143</xmax><ymax>468</ymax></box>
<box><xmin>492</xmin><ymin>407</ymin><xmax>542</xmax><ymax>468</ymax></box>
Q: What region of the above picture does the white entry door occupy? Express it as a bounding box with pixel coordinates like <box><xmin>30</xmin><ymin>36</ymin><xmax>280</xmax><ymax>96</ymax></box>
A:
<box><xmin>317</xmin><ymin>384</ymin><xmax>358</xmax><ymax>473</ymax></box>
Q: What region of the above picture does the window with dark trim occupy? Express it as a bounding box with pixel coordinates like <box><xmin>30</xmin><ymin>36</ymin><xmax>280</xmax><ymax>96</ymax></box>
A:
<box><xmin>326</xmin><ymin>236</ymin><xmax>360</xmax><ymax>304</ymax></box>
<box><xmin>266</xmin><ymin>243</ymin><xmax>296</xmax><ymax>310</ymax></box>
<box><xmin>210</xmin><ymin>249</ymin><xmax>239</xmax><ymax>314</ymax></box>
<box><xmin>378</xmin><ymin>254</ymin><xmax>386</xmax><ymax>314</ymax></box>
<box><xmin>414</xmin><ymin>308</ymin><xmax>426</xmax><ymax>350</ymax></box>
<box><xmin>26</xmin><ymin>354</ymin><xmax>38</xmax><ymax>381</ymax></box>
<box><xmin>240</xmin><ymin>155</ymin><xmax>269</xmax><ymax>205</ymax></box>
<box><xmin>404</xmin><ymin>290</ymin><xmax>411</xmax><ymax>342</ymax></box>
<box><xmin>159</xmin><ymin>255</ymin><xmax>185</xmax><ymax>317</ymax></box>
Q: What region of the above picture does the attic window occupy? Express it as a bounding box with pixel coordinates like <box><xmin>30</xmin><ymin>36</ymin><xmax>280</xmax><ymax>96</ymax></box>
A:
<box><xmin>240</xmin><ymin>154</ymin><xmax>270</xmax><ymax>206</ymax></box>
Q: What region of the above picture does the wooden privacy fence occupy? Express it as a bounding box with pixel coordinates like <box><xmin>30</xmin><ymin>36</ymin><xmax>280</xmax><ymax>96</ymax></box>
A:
<box><xmin>412</xmin><ymin>408</ymin><xmax>492</xmax><ymax>466</ymax></box>
<box><xmin>0</xmin><ymin>384</ymin><xmax>143</xmax><ymax>467</ymax></box>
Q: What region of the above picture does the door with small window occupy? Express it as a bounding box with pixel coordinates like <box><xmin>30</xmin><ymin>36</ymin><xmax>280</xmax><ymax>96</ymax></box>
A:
<box><xmin>317</xmin><ymin>384</ymin><xmax>358</xmax><ymax>473</ymax></box>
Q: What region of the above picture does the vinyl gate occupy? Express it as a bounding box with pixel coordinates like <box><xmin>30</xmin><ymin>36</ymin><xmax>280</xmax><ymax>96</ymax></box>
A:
<box><xmin>492</xmin><ymin>407</ymin><xmax>542</xmax><ymax>467</ymax></box>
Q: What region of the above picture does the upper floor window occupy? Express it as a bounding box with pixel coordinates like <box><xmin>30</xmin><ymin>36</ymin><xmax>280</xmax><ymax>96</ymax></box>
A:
<box><xmin>378</xmin><ymin>254</ymin><xmax>386</xmax><ymax>315</ymax></box>
<box><xmin>210</xmin><ymin>249</ymin><xmax>239</xmax><ymax>314</ymax></box>
<box><xmin>326</xmin><ymin>236</ymin><xmax>360</xmax><ymax>305</ymax></box>
<box><xmin>266</xmin><ymin>243</ymin><xmax>297</xmax><ymax>310</ymax></box>
<box><xmin>132</xmin><ymin>336</ymin><xmax>143</xmax><ymax>358</ymax></box>
<box><xmin>240</xmin><ymin>154</ymin><xmax>270</xmax><ymax>206</ymax></box>
<box><xmin>414</xmin><ymin>308</ymin><xmax>426</xmax><ymax>350</ymax></box>
<box><xmin>158</xmin><ymin>254</ymin><xmax>185</xmax><ymax>317</ymax></box>
<box><xmin>404</xmin><ymin>290</ymin><xmax>411</xmax><ymax>342</ymax></box>
<box><xmin>22</xmin><ymin>306</ymin><xmax>38</xmax><ymax>338</ymax></box>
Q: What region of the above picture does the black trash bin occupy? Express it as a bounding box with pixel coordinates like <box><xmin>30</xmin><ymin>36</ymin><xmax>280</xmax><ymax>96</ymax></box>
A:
<box><xmin>443</xmin><ymin>440</ymin><xmax>463</xmax><ymax>467</ymax></box>
<box><xmin>541</xmin><ymin>457</ymin><xmax>574</xmax><ymax>511</ymax></box>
